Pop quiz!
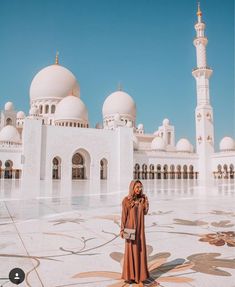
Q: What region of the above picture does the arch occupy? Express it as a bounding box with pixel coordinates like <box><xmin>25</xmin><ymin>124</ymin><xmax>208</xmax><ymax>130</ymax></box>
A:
<box><xmin>4</xmin><ymin>160</ymin><xmax>13</xmax><ymax>179</ymax></box>
<box><xmin>149</xmin><ymin>164</ymin><xmax>155</xmax><ymax>179</ymax></box>
<box><xmin>100</xmin><ymin>158</ymin><xmax>108</xmax><ymax>179</ymax></box>
<box><xmin>142</xmin><ymin>164</ymin><xmax>147</xmax><ymax>180</ymax></box>
<box><xmin>156</xmin><ymin>164</ymin><xmax>161</xmax><ymax>179</ymax></box>
<box><xmin>45</xmin><ymin>105</ymin><xmax>49</xmax><ymax>114</ymax></box>
<box><xmin>163</xmin><ymin>164</ymin><xmax>168</xmax><ymax>179</ymax></box>
<box><xmin>176</xmin><ymin>165</ymin><xmax>181</xmax><ymax>179</ymax></box>
<box><xmin>183</xmin><ymin>165</ymin><xmax>188</xmax><ymax>179</ymax></box>
<box><xmin>71</xmin><ymin>149</ymin><xmax>91</xmax><ymax>180</ymax></box>
<box><xmin>215</xmin><ymin>164</ymin><xmax>223</xmax><ymax>179</ymax></box>
<box><xmin>134</xmin><ymin>163</ymin><xmax>140</xmax><ymax>179</ymax></box>
<box><xmin>229</xmin><ymin>164</ymin><xmax>234</xmax><ymax>179</ymax></box>
<box><xmin>52</xmin><ymin>156</ymin><xmax>61</xmax><ymax>179</ymax></box>
<box><xmin>223</xmin><ymin>164</ymin><xmax>228</xmax><ymax>179</ymax></box>
<box><xmin>6</xmin><ymin>118</ymin><xmax>12</xmax><ymax>125</ymax></box>
<box><xmin>39</xmin><ymin>105</ymin><xmax>43</xmax><ymax>114</ymax></box>
<box><xmin>51</xmin><ymin>105</ymin><xmax>56</xmax><ymax>113</ymax></box>
<box><xmin>170</xmin><ymin>164</ymin><xmax>175</xmax><ymax>179</ymax></box>
<box><xmin>189</xmin><ymin>165</ymin><xmax>194</xmax><ymax>179</ymax></box>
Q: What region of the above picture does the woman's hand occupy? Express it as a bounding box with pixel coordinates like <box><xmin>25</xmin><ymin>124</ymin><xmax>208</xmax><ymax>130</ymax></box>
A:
<box><xmin>120</xmin><ymin>230</ymin><xmax>124</xmax><ymax>239</ymax></box>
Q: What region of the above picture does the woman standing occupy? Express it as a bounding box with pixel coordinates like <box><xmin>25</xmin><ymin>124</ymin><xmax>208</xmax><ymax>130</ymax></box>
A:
<box><xmin>120</xmin><ymin>180</ymin><xmax>159</xmax><ymax>286</ymax></box>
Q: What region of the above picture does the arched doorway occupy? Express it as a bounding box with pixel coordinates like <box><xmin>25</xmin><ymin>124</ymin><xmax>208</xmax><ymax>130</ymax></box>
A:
<box><xmin>170</xmin><ymin>165</ymin><xmax>175</xmax><ymax>179</ymax></box>
<box><xmin>6</xmin><ymin>118</ymin><xmax>12</xmax><ymax>125</ymax></box>
<box><xmin>157</xmin><ymin>164</ymin><xmax>161</xmax><ymax>179</ymax></box>
<box><xmin>176</xmin><ymin>165</ymin><xmax>181</xmax><ymax>179</ymax></box>
<box><xmin>183</xmin><ymin>165</ymin><xmax>188</xmax><ymax>179</ymax></box>
<box><xmin>52</xmin><ymin>157</ymin><xmax>61</xmax><ymax>179</ymax></box>
<box><xmin>163</xmin><ymin>165</ymin><xmax>168</xmax><ymax>179</ymax></box>
<box><xmin>149</xmin><ymin>164</ymin><xmax>154</xmax><ymax>179</ymax></box>
<box><xmin>229</xmin><ymin>164</ymin><xmax>234</xmax><ymax>179</ymax></box>
<box><xmin>134</xmin><ymin>164</ymin><xmax>140</xmax><ymax>179</ymax></box>
<box><xmin>142</xmin><ymin>164</ymin><xmax>147</xmax><ymax>179</ymax></box>
<box><xmin>4</xmin><ymin>160</ymin><xmax>13</xmax><ymax>178</ymax></box>
<box><xmin>72</xmin><ymin>153</ymin><xmax>85</xmax><ymax>179</ymax></box>
<box><xmin>189</xmin><ymin>165</ymin><xmax>194</xmax><ymax>179</ymax></box>
<box><xmin>223</xmin><ymin>164</ymin><xmax>228</xmax><ymax>179</ymax></box>
<box><xmin>100</xmin><ymin>158</ymin><xmax>108</xmax><ymax>179</ymax></box>
<box><xmin>217</xmin><ymin>164</ymin><xmax>222</xmax><ymax>179</ymax></box>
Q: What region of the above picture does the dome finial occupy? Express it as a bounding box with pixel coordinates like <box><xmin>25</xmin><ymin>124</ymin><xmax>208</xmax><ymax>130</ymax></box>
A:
<box><xmin>55</xmin><ymin>51</ymin><xmax>59</xmax><ymax>65</ymax></box>
<box><xmin>118</xmin><ymin>82</ymin><xmax>122</xmax><ymax>91</ymax></box>
<box><xmin>197</xmin><ymin>2</ymin><xmax>202</xmax><ymax>17</ymax></box>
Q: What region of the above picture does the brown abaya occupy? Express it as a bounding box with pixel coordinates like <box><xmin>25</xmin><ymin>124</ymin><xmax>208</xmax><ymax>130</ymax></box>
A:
<box><xmin>121</xmin><ymin>180</ymin><xmax>150</xmax><ymax>283</ymax></box>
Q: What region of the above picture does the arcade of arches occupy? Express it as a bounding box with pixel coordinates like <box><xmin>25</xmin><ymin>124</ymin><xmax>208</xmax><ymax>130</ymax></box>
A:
<box><xmin>134</xmin><ymin>163</ymin><xmax>235</xmax><ymax>180</ymax></box>
<box><xmin>0</xmin><ymin>159</ymin><xmax>234</xmax><ymax>180</ymax></box>
<box><xmin>52</xmin><ymin>154</ymin><xmax>108</xmax><ymax>180</ymax></box>
<box><xmin>134</xmin><ymin>164</ymin><xmax>198</xmax><ymax>180</ymax></box>
<box><xmin>0</xmin><ymin>160</ymin><xmax>21</xmax><ymax>179</ymax></box>
<box><xmin>213</xmin><ymin>164</ymin><xmax>234</xmax><ymax>179</ymax></box>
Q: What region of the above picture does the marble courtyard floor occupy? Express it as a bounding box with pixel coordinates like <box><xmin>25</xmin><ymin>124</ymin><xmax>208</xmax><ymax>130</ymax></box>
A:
<box><xmin>0</xmin><ymin>179</ymin><xmax>234</xmax><ymax>287</ymax></box>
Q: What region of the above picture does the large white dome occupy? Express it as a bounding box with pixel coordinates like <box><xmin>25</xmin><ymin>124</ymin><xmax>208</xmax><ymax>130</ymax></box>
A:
<box><xmin>102</xmin><ymin>90</ymin><xmax>136</xmax><ymax>118</ymax></box>
<box><xmin>151</xmin><ymin>136</ymin><xmax>166</xmax><ymax>151</ymax></box>
<box><xmin>30</xmin><ymin>64</ymin><xmax>80</xmax><ymax>101</ymax></box>
<box><xmin>0</xmin><ymin>125</ymin><xmax>20</xmax><ymax>143</ymax></box>
<box><xmin>176</xmin><ymin>138</ymin><xmax>192</xmax><ymax>153</ymax></box>
<box><xmin>55</xmin><ymin>95</ymin><xmax>88</xmax><ymax>121</ymax></box>
<box><xmin>219</xmin><ymin>137</ymin><xmax>235</xmax><ymax>151</ymax></box>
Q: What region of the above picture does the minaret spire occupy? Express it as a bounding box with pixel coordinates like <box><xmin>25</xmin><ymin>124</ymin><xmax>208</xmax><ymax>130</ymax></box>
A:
<box><xmin>118</xmin><ymin>82</ymin><xmax>122</xmax><ymax>91</ymax></box>
<box><xmin>197</xmin><ymin>2</ymin><xmax>202</xmax><ymax>22</ymax></box>
<box><xmin>192</xmin><ymin>3</ymin><xmax>215</xmax><ymax>181</ymax></box>
<box><xmin>55</xmin><ymin>51</ymin><xmax>59</xmax><ymax>65</ymax></box>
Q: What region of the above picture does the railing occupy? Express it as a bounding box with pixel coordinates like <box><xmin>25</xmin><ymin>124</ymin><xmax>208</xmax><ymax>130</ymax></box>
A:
<box><xmin>192</xmin><ymin>66</ymin><xmax>212</xmax><ymax>71</ymax></box>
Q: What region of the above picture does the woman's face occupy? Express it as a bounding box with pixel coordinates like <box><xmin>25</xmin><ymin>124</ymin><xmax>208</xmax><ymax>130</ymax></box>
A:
<box><xmin>134</xmin><ymin>182</ymin><xmax>143</xmax><ymax>195</ymax></box>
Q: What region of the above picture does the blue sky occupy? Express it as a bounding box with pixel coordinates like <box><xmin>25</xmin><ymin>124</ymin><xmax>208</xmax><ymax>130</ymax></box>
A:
<box><xmin>0</xmin><ymin>0</ymin><xmax>234</xmax><ymax>148</ymax></box>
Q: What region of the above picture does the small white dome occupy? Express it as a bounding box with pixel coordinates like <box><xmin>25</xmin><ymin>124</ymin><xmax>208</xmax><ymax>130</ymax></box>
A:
<box><xmin>138</xmin><ymin>123</ymin><xmax>144</xmax><ymax>130</ymax></box>
<box><xmin>163</xmin><ymin>118</ymin><xmax>170</xmax><ymax>126</ymax></box>
<box><xmin>55</xmin><ymin>95</ymin><xmax>88</xmax><ymax>121</ymax></box>
<box><xmin>5</xmin><ymin>102</ymin><xmax>14</xmax><ymax>111</ymax></box>
<box><xmin>133</xmin><ymin>134</ymin><xmax>139</xmax><ymax>150</ymax></box>
<box><xmin>102</xmin><ymin>90</ymin><xmax>136</xmax><ymax>119</ymax></box>
<box><xmin>176</xmin><ymin>138</ymin><xmax>192</xmax><ymax>152</ymax></box>
<box><xmin>29</xmin><ymin>106</ymin><xmax>39</xmax><ymax>116</ymax></box>
<box><xmin>0</xmin><ymin>125</ymin><xmax>20</xmax><ymax>143</ymax></box>
<box><xmin>151</xmin><ymin>136</ymin><xmax>166</xmax><ymax>151</ymax></box>
<box><xmin>30</xmin><ymin>64</ymin><xmax>80</xmax><ymax>101</ymax></box>
<box><xmin>219</xmin><ymin>137</ymin><xmax>235</xmax><ymax>151</ymax></box>
<box><xmin>17</xmin><ymin>111</ymin><xmax>25</xmax><ymax>118</ymax></box>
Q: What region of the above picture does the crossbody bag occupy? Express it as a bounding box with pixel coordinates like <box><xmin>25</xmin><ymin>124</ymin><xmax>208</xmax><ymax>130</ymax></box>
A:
<box><xmin>123</xmin><ymin>204</ymin><xmax>138</xmax><ymax>241</ymax></box>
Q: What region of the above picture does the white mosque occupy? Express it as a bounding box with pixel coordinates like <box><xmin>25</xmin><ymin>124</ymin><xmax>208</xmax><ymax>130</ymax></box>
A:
<box><xmin>0</xmin><ymin>5</ymin><xmax>234</xmax><ymax>186</ymax></box>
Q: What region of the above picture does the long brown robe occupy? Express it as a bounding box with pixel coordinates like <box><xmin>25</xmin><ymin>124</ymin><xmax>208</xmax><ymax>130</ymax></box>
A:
<box><xmin>121</xmin><ymin>180</ymin><xmax>150</xmax><ymax>283</ymax></box>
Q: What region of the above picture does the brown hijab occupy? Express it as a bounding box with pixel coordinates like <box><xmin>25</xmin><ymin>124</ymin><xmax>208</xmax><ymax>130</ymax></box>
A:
<box><xmin>127</xmin><ymin>180</ymin><xmax>144</xmax><ymax>208</ymax></box>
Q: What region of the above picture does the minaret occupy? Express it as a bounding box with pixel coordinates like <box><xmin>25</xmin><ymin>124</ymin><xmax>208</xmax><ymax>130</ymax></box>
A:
<box><xmin>192</xmin><ymin>3</ymin><xmax>214</xmax><ymax>181</ymax></box>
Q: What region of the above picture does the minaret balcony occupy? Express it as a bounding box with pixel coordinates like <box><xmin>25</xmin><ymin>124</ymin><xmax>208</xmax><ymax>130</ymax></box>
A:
<box><xmin>192</xmin><ymin>66</ymin><xmax>213</xmax><ymax>78</ymax></box>
<box><xmin>193</xmin><ymin>37</ymin><xmax>208</xmax><ymax>46</ymax></box>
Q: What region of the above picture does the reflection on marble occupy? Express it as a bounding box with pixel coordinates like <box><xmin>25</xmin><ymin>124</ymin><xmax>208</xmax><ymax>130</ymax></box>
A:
<box><xmin>0</xmin><ymin>179</ymin><xmax>235</xmax><ymax>287</ymax></box>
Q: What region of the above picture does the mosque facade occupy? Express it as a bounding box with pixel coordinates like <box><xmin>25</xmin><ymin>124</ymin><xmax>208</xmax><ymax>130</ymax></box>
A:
<box><xmin>0</xmin><ymin>5</ymin><xmax>234</xmax><ymax>186</ymax></box>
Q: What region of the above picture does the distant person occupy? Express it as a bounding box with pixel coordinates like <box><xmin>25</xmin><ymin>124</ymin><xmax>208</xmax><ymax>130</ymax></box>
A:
<box><xmin>120</xmin><ymin>180</ymin><xmax>159</xmax><ymax>286</ymax></box>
